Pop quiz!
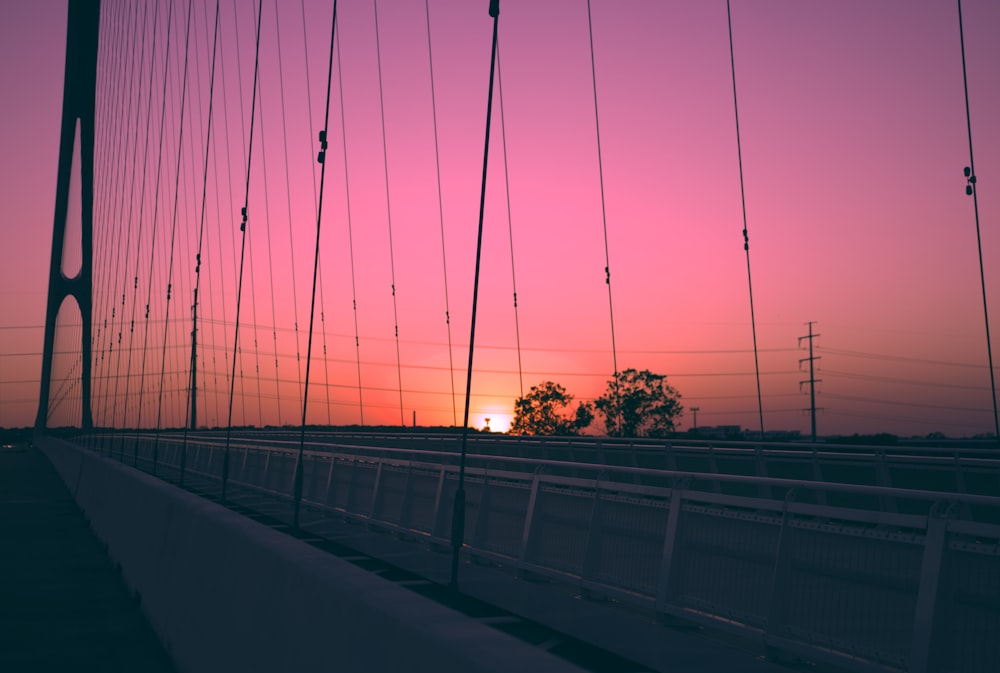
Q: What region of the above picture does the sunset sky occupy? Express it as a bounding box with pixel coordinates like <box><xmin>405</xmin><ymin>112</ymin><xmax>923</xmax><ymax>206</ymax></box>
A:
<box><xmin>2</xmin><ymin>0</ymin><xmax>999</xmax><ymax>437</ymax></box>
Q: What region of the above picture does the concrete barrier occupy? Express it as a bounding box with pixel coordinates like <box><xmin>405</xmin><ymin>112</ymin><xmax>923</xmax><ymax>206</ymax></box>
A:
<box><xmin>38</xmin><ymin>438</ymin><xmax>584</xmax><ymax>673</ymax></box>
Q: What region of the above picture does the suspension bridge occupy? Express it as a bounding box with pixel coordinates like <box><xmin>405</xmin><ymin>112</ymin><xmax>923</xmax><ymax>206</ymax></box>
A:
<box><xmin>5</xmin><ymin>0</ymin><xmax>1000</xmax><ymax>671</ymax></box>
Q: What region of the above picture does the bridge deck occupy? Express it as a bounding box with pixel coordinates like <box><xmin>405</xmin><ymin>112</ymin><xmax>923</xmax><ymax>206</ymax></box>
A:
<box><xmin>0</xmin><ymin>443</ymin><xmax>175</xmax><ymax>672</ymax></box>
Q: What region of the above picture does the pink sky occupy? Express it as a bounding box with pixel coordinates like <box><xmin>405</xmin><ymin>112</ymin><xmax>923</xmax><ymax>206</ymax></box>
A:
<box><xmin>2</xmin><ymin>0</ymin><xmax>999</xmax><ymax>437</ymax></box>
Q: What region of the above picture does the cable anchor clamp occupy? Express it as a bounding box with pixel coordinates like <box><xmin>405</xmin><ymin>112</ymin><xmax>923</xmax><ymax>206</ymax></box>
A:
<box><xmin>965</xmin><ymin>166</ymin><xmax>976</xmax><ymax>196</ymax></box>
<box><xmin>318</xmin><ymin>130</ymin><xmax>328</xmax><ymax>164</ymax></box>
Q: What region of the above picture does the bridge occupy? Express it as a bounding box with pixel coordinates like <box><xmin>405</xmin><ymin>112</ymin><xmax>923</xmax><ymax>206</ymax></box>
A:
<box><xmin>5</xmin><ymin>0</ymin><xmax>1000</xmax><ymax>671</ymax></box>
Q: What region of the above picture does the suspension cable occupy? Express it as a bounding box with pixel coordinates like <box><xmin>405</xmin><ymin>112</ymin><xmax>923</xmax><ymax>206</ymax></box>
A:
<box><xmin>335</xmin><ymin>22</ymin><xmax>365</xmax><ymax>425</ymax></box>
<box><xmin>117</xmin><ymin>0</ymin><xmax>161</xmax><ymax>460</ymax></box>
<box><xmin>451</xmin><ymin>0</ymin><xmax>500</xmax><ymax>590</ymax></box>
<box><xmin>726</xmin><ymin>0</ymin><xmax>765</xmax><ymax>441</ymax></box>
<box><xmin>180</xmin><ymin>0</ymin><xmax>220</xmax><ymax>484</ymax></box>
<box><xmin>585</xmin><ymin>0</ymin><xmax>622</xmax><ymax>433</ymax></box>
<box><xmin>232</xmin><ymin>0</ymin><xmax>264</xmax><ymax>427</ymax></box>
<box><xmin>300</xmin><ymin>0</ymin><xmax>333</xmax><ymax>426</ymax></box>
<box><xmin>496</xmin><ymin>40</ymin><xmax>524</xmax><ymax>399</ymax></box>
<box><xmin>424</xmin><ymin>0</ymin><xmax>459</xmax><ymax>425</ymax></box>
<box><xmin>293</xmin><ymin>0</ymin><xmax>340</xmax><ymax>530</ymax></box>
<box><xmin>372</xmin><ymin>0</ymin><xmax>406</xmax><ymax>427</ymax></box>
<box><xmin>132</xmin><ymin>0</ymin><xmax>177</xmax><ymax>463</ymax></box>
<box><xmin>222</xmin><ymin>0</ymin><xmax>264</xmax><ymax>502</ymax></box>
<box><xmin>152</xmin><ymin>0</ymin><xmax>195</xmax><ymax>475</ymax></box>
<box><xmin>250</xmin><ymin>46</ymin><xmax>285</xmax><ymax>426</ymax></box>
<box><xmin>92</xmin><ymin>0</ymin><xmax>132</xmax><ymax>446</ymax></box>
<box><xmin>956</xmin><ymin>0</ymin><xmax>999</xmax><ymax>442</ymax></box>
<box><xmin>102</xmin><ymin>0</ymin><xmax>146</xmax><ymax>448</ymax></box>
<box><xmin>273</xmin><ymin>0</ymin><xmax>306</xmax><ymax>415</ymax></box>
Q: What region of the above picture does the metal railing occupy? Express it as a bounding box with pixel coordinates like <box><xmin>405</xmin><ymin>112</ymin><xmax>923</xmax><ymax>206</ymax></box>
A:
<box><xmin>172</xmin><ymin>429</ymin><xmax>1000</xmax><ymax>503</ymax></box>
<box><xmin>88</xmin><ymin>432</ymin><xmax>1000</xmax><ymax>673</ymax></box>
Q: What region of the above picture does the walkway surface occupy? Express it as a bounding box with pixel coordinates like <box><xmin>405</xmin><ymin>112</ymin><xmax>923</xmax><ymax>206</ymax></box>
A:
<box><xmin>0</xmin><ymin>442</ymin><xmax>175</xmax><ymax>672</ymax></box>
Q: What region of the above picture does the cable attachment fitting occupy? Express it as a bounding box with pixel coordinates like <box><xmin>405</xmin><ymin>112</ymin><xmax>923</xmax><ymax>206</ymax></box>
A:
<box><xmin>743</xmin><ymin>227</ymin><xmax>749</xmax><ymax>251</ymax></box>
<box><xmin>604</xmin><ymin>266</ymin><xmax>610</xmax><ymax>285</ymax></box>
<box><xmin>964</xmin><ymin>166</ymin><xmax>976</xmax><ymax>196</ymax></box>
<box><xmin>241</xmin><ymin>206</ymin><xmax>248</xmax><ymax>232</ymax></box>
<box><xmin>489</xmin><ymin>0</ymin><xmax>499</xmax><ymax>18</ymax></box>
<box><xmin>318</xmin><ymin>130</ymin><xmax>328</xmax><ymax>164</ymax></box>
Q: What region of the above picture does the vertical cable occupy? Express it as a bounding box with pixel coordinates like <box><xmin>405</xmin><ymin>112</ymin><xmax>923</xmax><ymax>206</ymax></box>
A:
<box><xmin>956</xmin><ymin>0</ymin><xmax>999</xmax><ymax>441</ymax></box>
<box><xmin>451</xmin><ymin>0</ymin><xmax>500</xmax><ymax>590</ymax></box>
<box><xmin>300</xmin><ymin>0</ymin><xmax>334</xmax><ymax>426</ymax></box>
<box><xmin>726</xmin><ymin>0</ymin><xmax>765</xmax><ymax>440</ymax></box>
<box><xmin>223</xmin><ymin>0</ymin><xmax>265</xmax><ymax>501</ymax></box>
<box><xmin>496</xmin><ymin>41</ymin><xmax>524</xmax><ymax>399</ymax></box>
<box><xmin>273</xmin><ymin>1</ymin><xmax>306</xmax><ymax>414</ymax></box>
<box><xmin>585</xmin><ymin>0</ymin><xmax>622</xmax><ymax>434</ymax></box>
<box><xmin>335</xmin><ymin>22</ymin><xmax>365</xmax><ymax>425</ymax></box>
<box><xmin>114</xmin><ymin>0</ymin><xmax>156</xmax><ymax>459</ymax></box>
<box><xmin>425</xmin><ymin>0</ymin><xmax>459</xmax><ymax>425</ymax></box>
<box><xmin>180</xmin><ymin>0</ymin><xmax>220</xmax><ymax>484</ymax></box>
<box><xmin>372</xmin><ymin>0</ymin><xmax>406</xmax><ymax>427</ymax></box>
<box><xmin>132</xmin><ymin>0</ymin><xmax>177</xmax><ymax>463</ymax></box>
<box><xmin>293</xmin><ymin>0</ymin><xmax>340</xmax><ymax>530</ymax></box>
<box><xmin>151</xmin><ymin>0</ymin><xmax>195</xmax><ymax>476</ymax></box>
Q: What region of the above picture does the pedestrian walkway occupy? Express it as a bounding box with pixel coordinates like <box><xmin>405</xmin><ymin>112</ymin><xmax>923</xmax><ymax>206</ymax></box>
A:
<box><xmin>0</xmin><ymin>442</ymin><xmax>175</xmax><ymax>672</ymax></box>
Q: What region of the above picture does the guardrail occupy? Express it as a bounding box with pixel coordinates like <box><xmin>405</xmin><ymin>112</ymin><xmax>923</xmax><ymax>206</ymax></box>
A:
<box><xmin>168</xmin><ymin>429</ymin><xmax>1000</xmax><ymax>504</ymax></box>
<box><xmin>83</xmin><ymin>432</ymin><xmax>1000</xmax><ymax>673</ymax></box>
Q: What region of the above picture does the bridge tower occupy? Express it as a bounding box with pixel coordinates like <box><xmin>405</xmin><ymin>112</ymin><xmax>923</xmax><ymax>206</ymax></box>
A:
<box><xmin>36</xmin><ymin>0</ymin><xmax>101</xmax><ymax>430</ymax></box>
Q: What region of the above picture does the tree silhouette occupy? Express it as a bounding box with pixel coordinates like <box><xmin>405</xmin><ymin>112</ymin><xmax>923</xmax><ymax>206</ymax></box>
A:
<box><xmin>510</xmin><ymin>381</ymin><xmax>594</xmax><ymax>436</ymax></box>
<box><xmin>595</xmin><ymin>368</ymin><xmax>683</xmax><ymax>437</ymax></box>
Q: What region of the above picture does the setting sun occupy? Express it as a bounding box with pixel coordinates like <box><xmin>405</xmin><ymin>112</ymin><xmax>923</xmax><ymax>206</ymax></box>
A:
<box><xmin>473</xmin><ymin>410</ymin><xmax>513</xmax><ymax>433</ymax></box>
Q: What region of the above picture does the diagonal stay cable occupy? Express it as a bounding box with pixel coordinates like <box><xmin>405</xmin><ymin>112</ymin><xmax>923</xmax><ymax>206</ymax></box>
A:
<box><xmin>180</xmin><ymin>0</ymin><xmax>221</xmax><ymax>485</ymax></box>
<box><xmin>334</xmin><ymin>21</ymin><xmax>365</xmax><ymax>425</ymax></box>
<box><xmin>151</xmin><ymin>0</ymin><xmax>195</xmax><ymax>475</ymax></box>
<box><xmin>585</xmin><ymin>0</ymin><xmax>622</xmax><ymax>433</ymax></box>
<box><xmin>727</xmin><ymin>0</ymin><xmax>765</xmax><ymax>441</ymax></box>
<box><xmin>372</xmin><ymin>0</ymin><xmax>406</xmax><ymax>427</ymax></box>
<box><xmin>222</xmin><ymin>0</ymin><xmax>264</xmax><ymax>502</ymax></box>
<box><xmin>293</xmin><ymin>0</ymin><xmax>341</xmax><ymax>530</ymax></box>
<box><xmin>956</xmin><ymin>0</ymin><xmax>999</xmax><ymax>442</ymax></box>
<box><xmin>495</xmin><ymin>39</ymin><xmax>524</xmax><ymax>399</ymax></box>
<box><xmin>450</xmin><ymin>0</ymin><xmax>501</xmax><ymax>590</ymax></box>
<box><xmin>425</xmin><ymin>0</ymin><xmax>459</xmax><ymax>425</ymax></box>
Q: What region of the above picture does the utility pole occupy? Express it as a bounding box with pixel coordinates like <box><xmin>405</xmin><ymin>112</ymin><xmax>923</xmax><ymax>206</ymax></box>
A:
<box><xmin>798</xmin><ymin>322</ymin><xmax>821</xmax><ymax>442</ymax></box>
<box><xmin>691</xmin><ymin>407</ymin><xmax>700</xmax><ymax>432</ymax></box>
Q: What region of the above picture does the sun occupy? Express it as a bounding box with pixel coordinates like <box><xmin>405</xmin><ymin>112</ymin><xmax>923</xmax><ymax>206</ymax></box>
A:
<box><xmin>475</xmin><ymin>412</ymin><xmax>512</xmax><ymax>433</ymax></box>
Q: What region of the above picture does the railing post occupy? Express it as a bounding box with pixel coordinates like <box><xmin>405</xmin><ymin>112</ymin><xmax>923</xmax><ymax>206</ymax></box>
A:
<box><xmin>368</xmin><ymin>460</ymin><xmax>384</xmax><ymax>520</ymax></box>
<box><xmin>581</xmin><ymin>475</ymin><xmax>605</xmax><ymax>583</ymax></box>
<box><xmin>664</xmin><ymin>439</ymin><xmax>677</xmax><ymax>471</ymax></box>
<box><xmin>755</xmin><ymin>446</ymin><xmax>772</xmax><ymax>499</ymax></box>
<box><xmin>432</xmin><ymin>466</ymin><xmax>450</xmax><ymax>538</ymax></box>
<box><xmin>764</xmin><ymin>488</ymin><xmax>797</xmax><ymax>649</ymax></box>
<box><xmin>655</xmin><ymin>482</ymin><xmax>687</xmax><ymax>614</ymax></box>
<box><xmin>519</xmin><ymin>472</ymin><xmax>542</xmax><ymax>564</ymax></box>
<box><xmin>324</xmin><ymin>455</ymin><xmax>336</xmax><ymax>506</ymax></box>
<box><xmin>909</xmin><ymin>502</ymin><xmax>952</xmax><ymax>673</ymax></box>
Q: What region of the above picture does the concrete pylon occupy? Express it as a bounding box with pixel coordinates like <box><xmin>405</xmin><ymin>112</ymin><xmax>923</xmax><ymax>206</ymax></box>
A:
<box><xmin>36</xmin><ymin>0</ymin><xmax>101</xmax><ymax>430</ymax></box>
